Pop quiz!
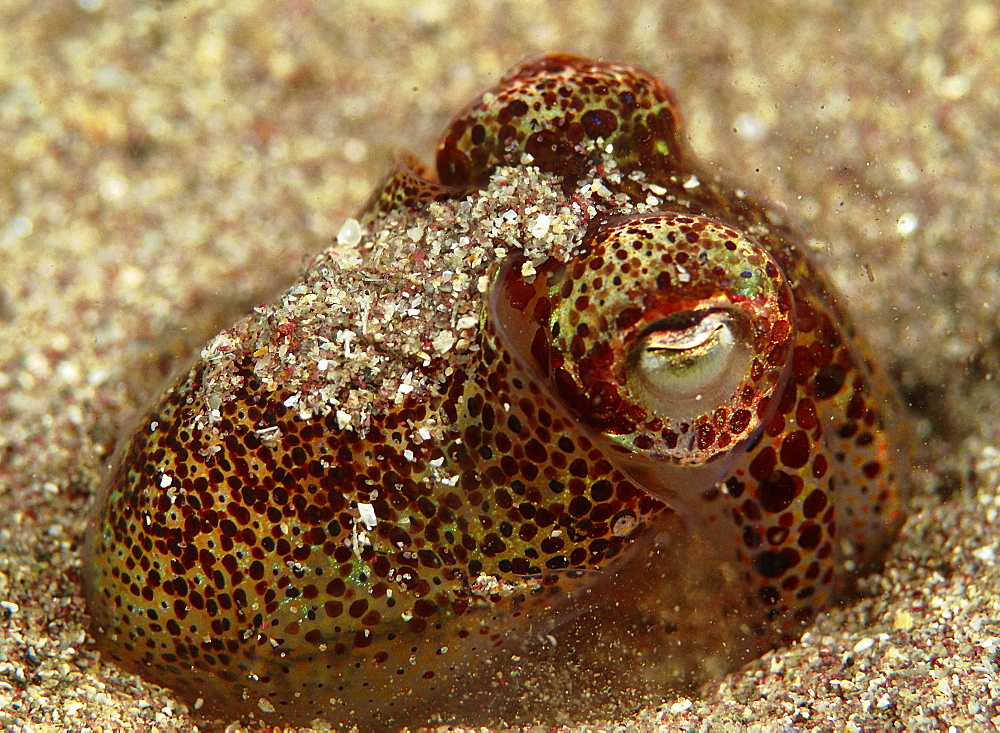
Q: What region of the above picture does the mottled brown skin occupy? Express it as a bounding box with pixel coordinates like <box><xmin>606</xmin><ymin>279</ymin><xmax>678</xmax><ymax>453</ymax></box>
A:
<box><xmin>83</xmin><ymin>55</ymin><xmax>910</xmax><ymax>729</ymax></box>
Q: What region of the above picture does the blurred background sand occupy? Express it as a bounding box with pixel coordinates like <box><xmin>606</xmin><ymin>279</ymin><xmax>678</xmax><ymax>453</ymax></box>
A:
<box><xmin>1</xmin><ymin>0</ymin><xmax>998</xmax><ymax>729</ymax></box>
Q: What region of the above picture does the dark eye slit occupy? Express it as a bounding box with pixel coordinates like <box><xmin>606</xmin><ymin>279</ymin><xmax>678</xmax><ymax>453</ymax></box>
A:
<box><xmin>643</xmin><ymin>307</ymin><xmax>723</xmax><ymax>335</ymax></box>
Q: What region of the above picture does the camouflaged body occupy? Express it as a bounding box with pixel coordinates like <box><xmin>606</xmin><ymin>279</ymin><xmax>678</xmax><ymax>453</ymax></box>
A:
<box><xmin>83</xmin><ymin>55</ymin><xmax>909</xmax><ymax>728</ymax></box>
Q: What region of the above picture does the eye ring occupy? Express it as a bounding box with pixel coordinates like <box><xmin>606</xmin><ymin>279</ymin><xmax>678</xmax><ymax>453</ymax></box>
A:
<box><xmin>626</xmin><ymin>306</ymin><xmax>752</xmax><ymax>421</ymax></box>
<box><xmin>542</xmin><ymin>211</ymin><xmax>796</xmax><ymax>471</ymax></box>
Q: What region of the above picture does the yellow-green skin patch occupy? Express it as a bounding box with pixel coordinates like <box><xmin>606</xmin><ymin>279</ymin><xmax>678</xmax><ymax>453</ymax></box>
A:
<box><xmin>83</xmin><ymin>54</ymin><xmax>910</xmax><ymax>728</ymax></box>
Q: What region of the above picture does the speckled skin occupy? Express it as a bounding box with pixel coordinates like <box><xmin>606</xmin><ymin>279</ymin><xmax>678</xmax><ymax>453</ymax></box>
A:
<box><xmin>83</xmin><ymin>55</ymin><xmax>909</xmax><ymax>728</ymax></box>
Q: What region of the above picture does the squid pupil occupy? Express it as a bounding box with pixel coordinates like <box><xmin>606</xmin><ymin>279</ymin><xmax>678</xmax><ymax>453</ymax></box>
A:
<box><xmin>643</xmin><ymin>309</ymin><xmax>716</xmax><ymax>339</ymax></box>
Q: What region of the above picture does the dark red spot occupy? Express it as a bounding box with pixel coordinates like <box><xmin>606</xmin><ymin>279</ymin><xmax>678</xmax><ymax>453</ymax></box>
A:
<box><xmin>524</xmin><ymin>439</ymin><xmax>548</xmax><ymax>463</ymax></box>
<box><xmin>739</xmin><ymin>496</ymin><xmax>761</xmax><ymax>522</ymax></box>
<box><xmin>729</xmin><ymin>409</ymin><xmax>752</xmax><ymax>435</ymax></box>
<box><xmin>481</xmin><ymin>533</ymin><xmax>507</xmax><ymax>555</ymax></box>
<box><xmin>811</xmin><ymin>454</ymin><xmax>828</xmax><ymax>479</ymax></box>
<box><xmin>615</xmin><ymin>306</ymin><xmax>643</xmax><ymax>331</ymax></box>
<box><xmin>580</xmin><ymin>108</ymin><xmax>618</xmax><ymax>139</ymax></box>
<box><xmin>779</xmin><ymin>430</ymin><xmax>810</xmax><ymax>469</ymax></box>
<box><xmin>413</xmin><ymin>599</ymin><xmax>438</xmax><ymax>618</ymax></box>
<box><xmin>802</xmin><ymin>489</ymin><xmax>827</xmax><ymax>518</ymax></box>
<box><xmin>568</xmin><ymin>495</ymin><xmax>592</xmax><ymax>517</ymax></box>
<box><xmin>791</xmin><ymin>345</ymin><xmax>814</xmax><ymax>384</ymax></box>
<box><xmin>506</xmin><ymin>99</ymin><xmax>529</xmax><ymax>117</ymax></box>
<box><xmin>590</xmin><ymin>479</ymin><xmax>613</xmax><ymax>502</ymax></box>
<box><xmin>748</xmin><ymin>446</ymin><xmax>777</xmax><ymax>482</ymax></box>
<box><xmin>697</xmin><ymin>424</ymin><xmax>716</xmax><ymax>450</ymax></box>
<box><xmin>846</xmin><ymin>393</ymin><xmax>866</xmax><ymax>420</ymax></box>
<box><xmin>813</xmin><ymin>364</ymin><xmax>845</xmax><ymax>400</ymax></box>
<box><xmin>568</xmin><ymin>458</ymin><xmax>588</xmax><ymax>478</ymax></box>
<box><xmin>725</xmin><ymin>476</ymin><xmax>745</xmax><ymax>498</ymax></box>
<box><xmin>757</xmin><ymin>470</ymin><xmax>797</xmax><ymax>513</ymax></box>
<box><xmin>754</xmin><ymin>548</ymin><xmax>799</xmax><ymax>578</ymax></box>
<box><xmin>798</xmin><ymin>523</ymin><xmax>822</xmax><ymax>550</ymax></box>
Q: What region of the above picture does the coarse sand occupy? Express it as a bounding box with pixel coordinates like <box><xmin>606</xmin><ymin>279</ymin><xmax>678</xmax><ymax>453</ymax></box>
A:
<box><xmin>1</xmin><ymin>1</ymin><xmax>998</xmax><ymax>730</ymax></box>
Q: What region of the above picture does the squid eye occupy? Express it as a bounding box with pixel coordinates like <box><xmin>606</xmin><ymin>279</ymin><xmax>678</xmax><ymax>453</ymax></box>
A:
<box><xmin>626</xmin><ymin>308</ymin><xmax>751</xmax><ymax>420</ymax></box>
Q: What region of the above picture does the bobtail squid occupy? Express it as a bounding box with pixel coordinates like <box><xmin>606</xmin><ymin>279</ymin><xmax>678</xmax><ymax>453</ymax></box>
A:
<box><xmin>83</xmin><ymin>54</ymin><xmax>910</xmax><ymax>728</ymax></box>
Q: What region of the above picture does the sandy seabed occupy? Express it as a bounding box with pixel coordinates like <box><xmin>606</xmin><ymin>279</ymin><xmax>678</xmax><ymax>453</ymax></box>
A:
<box><xmin>1</xmin><ymin>1</ymin><xmax>998</xmax><ymax>730</ymax></box>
